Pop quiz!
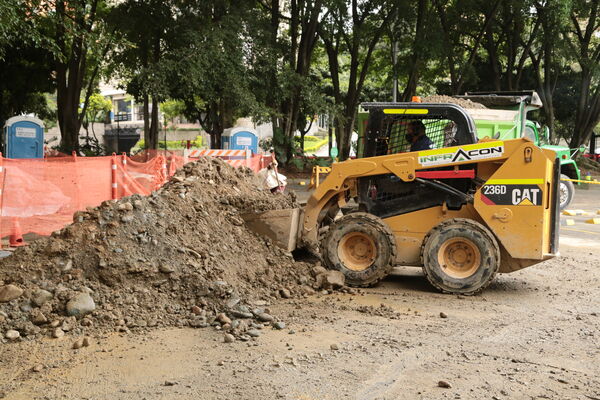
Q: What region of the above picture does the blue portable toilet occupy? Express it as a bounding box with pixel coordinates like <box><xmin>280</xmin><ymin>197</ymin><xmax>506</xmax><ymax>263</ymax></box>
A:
<box><xmin>4</xmin><ymin>116</ymin><xmax>45</xmax><ymax>158</ymax></box>
<box><xmin>221</xmin><ymin>127</ymin><xmax>258</xmax><ymax>154</ymax></box>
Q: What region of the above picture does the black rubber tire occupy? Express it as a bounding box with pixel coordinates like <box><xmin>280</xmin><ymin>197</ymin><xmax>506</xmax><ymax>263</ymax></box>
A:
<box><xmin>559</xmin><ymin>174</ymin><xmax>575</xmax><ymax>211</ymax></box>
<box><xmin>421</xmin><ymin>218</ymin><xmax>500</xmax><ymax>295</ymax></box>
<box><xmin>321</xmin><ymin>212</ymin><xmax>396</xmax><ymax>287</ymax></box>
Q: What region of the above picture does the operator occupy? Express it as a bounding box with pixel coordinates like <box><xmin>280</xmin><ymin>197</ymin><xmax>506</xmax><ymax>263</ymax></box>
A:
<box><xmin>406</xmin><ymin>120</ymin><xmax>434</xmax><ymax>151</ymax></box>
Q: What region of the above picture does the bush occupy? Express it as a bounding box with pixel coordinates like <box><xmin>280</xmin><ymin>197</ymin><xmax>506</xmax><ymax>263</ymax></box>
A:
<box><xmin>135</xmin><ymin>135</ymin><xmax>204</xmax><ymax>150</ymax></box>
<box><xmin>304</xmin><ymin>138</ymin><xmax>328</xmax><ymax>153</ymax></box>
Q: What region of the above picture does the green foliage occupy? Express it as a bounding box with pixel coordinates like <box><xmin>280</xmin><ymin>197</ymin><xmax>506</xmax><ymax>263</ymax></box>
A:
<box><xmin>135</xmin><ymin>135</ymin><xmax>204</xmax><ymax>150</ymax></box>
<box><xmin>0</xmin><ymin>42</ymin><xmax>54</xmax><ymax>129</ymax></box>
<box><xmin>3</xmin><ymin>0</ymin><xmax>600</xmax><ymax>154</ymax></box>
<box><xmin>291</xmin><ymin>135</ymin><xmax>328</xmax><ymax>153</ymax></box>
<box><xmin>85</xmin><ymin>93</ymin><xmax>112</xmax><ymax>123</ymax></box>
<box><xmin>304</xmin><ymin>138</ymin><xmax>328</xmax><ymax>154</ymax></box>
<box><xmin>160</xmin><ymin>99</ymin><xmax>186</xmax><ymax>127</ymax></box>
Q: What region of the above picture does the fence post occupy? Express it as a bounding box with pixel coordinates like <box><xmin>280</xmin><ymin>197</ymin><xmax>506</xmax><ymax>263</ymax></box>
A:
<box><xmin>121</xmin><ymin>152</ymin><xmax>129</xmax><ymax>197</ymax></box>
<box><xmin>71</xmin><ymin>151</ymin><xmax>83</xmax><ymax>210</ymax></box>
<box><xmin>111</xmin><ymin>153</ymin><xmax>118</xmax><ymax>199</ymax></box>
<box><xmin>162</xmin><ymin>155</ymin><xmax>168</xmax><ymax>183</ymax></box>
<box><xmin>0</xmin><ymin>152</ymin><xmax>3</xmax><ymax>249</ymax></box>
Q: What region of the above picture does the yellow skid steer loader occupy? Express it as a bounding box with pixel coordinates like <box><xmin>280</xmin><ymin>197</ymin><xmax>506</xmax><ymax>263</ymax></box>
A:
<box><xmin>243</xmin><ymin>103</ymin><xmax>560</xmax><ymax>294</ymax></box>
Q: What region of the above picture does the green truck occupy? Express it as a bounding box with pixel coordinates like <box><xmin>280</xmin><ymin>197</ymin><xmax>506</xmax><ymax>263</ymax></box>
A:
<box><xmin>455</xmin><ymin>91</ymin><xmax>581</xmax><ymax>210</ymax></box>
<box><xmin>356</xmin><ymin>91</ymin><xmax>581</xmax><ymax>209</ymax></box>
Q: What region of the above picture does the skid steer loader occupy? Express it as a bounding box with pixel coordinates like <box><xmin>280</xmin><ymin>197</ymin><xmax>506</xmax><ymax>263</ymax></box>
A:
<box><xmin>243</xmin><ymin>102</ymin><xmax>560</xmax><ymax>294</ymax></box>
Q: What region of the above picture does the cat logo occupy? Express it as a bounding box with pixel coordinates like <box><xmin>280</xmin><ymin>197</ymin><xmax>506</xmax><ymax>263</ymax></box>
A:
<box><xmin>480</xmin><ymin>180</ymin><xmax>544</xmax><ymax>206</ymax></box>
<box><xmin>419</xmin><ymin>141</ymin><xmax>504</xmax><ymax>166</ymax></box>
<box><xmin>511</xmin><ymin>188</ymin><xmax>540</xmax><ymax>205</ymax></box>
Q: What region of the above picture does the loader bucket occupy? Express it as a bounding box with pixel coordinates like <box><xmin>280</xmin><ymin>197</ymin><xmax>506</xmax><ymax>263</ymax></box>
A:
<box><xmin>241</xmin><ymin>208</ymin><xmax>303</xmax><ymax>252</ymax></box>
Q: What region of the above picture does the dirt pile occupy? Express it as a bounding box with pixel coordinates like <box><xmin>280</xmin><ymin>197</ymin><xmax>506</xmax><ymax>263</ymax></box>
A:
<box><xmin>422</xmin><ymin>95</ymin><xmax>487</xmax><ymax>109</ymax></box>
<box><xmin>0</xmin><ymin>158</ymin><xmax>333</xmax><ymax>343</ymax></box>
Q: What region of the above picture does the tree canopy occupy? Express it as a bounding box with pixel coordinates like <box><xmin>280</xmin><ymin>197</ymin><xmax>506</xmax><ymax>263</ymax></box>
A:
<box><xmin>1</xmin><ymin>0</ymin><xmax>599</xmax><ymax>156</ymax></box>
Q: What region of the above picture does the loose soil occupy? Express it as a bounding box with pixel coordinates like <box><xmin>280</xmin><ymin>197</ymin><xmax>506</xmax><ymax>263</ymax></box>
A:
<box><xmin>1</xmin><ymin>244</ymin><xmax>598</xmax><ymax>400</ymax></box>
<box><xmin>422</xmin><ymin>95</ymin><xmax>487</xmax><ymax>109</ymax></box>
<box><xmin>0</xmin><ymin>158</ymin><xmax>331</xmax><ymax>345</ymax></box>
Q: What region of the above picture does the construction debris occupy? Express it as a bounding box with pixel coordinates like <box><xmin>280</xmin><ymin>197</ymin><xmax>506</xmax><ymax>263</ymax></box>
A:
<box><xmin>422</xmin><ymin>95</ymin><xmax>487</xmax><ymax>109</ymax></box>
<box><xmin>0</xmin><ymin>158</ymin><xmax>335</xmax><ymax>343</ymax></box>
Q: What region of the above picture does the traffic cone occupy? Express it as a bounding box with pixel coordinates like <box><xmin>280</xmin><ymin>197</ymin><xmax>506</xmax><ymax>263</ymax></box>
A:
<box><xmin>9</xmin><ymin>218</ymin><xmax>26</xmax><ymax>247</ymax></box>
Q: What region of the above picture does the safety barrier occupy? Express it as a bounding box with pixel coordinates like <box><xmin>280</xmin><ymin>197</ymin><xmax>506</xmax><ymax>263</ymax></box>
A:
<box><xmin>0</xmin><ymin>150</ymin><xmax>269</xmax><ymax>244</ymax></box>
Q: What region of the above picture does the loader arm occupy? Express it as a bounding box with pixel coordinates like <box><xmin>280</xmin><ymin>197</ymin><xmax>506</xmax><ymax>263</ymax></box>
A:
<box><xmin>303</xmin><ymin>137</ymin><xmax>559</xmax><ymax>265</ymax></box>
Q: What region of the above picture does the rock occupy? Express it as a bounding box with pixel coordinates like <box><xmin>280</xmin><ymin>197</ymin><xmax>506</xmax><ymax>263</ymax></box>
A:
<box><xmin>159</xmin><ymin>264</ymin><xmax>175</xmax><ymax>274</ymax></box>
<box><xmin>256</xmin><ymin>313</ymin><xmax>274</xmax><ymax>322</ymax></box>
<box><xmin>53</xmin><ymin>328</ymin><xmax>65</xmax><ymax>339</ymax></box>
<box><xmin>325</xmin><ymin>271</ymin><xmax>345</xmax><ymax>288</ymax></box>
<box><xmin>438</xmin><ymin>380</ymin><xmax>452</xmax><ymax>388</ymax></box>
<box><xmin>66</xmin><ymin>293</ymin><xmax>95</xmax><ymax>317</ymax></box>
<box><xmin>32</xmin><ymin>289</ymin><xmax>53</xmax><ymax>307</ymax></box>
<box><xmin>30</xmin><ymin>309</ymin><xmax>48</xmax><ymax>325</ymax></box>
<box><xmin>117</xmin><ymin>202</ymin><xmax>133</xmax><ymax>211</ymax></box>
<box><xmin>0</xmin><ymin>284</ymin><xmax>24</xmax><ymax>302</ymax></box>
<box><xmin>330</xmin><ymin>343</ymin><xmax>339</xmax><ymax>351</ymax></box>
<box><xmin>223</xmin><ymin>333</ymin><xmax>235</xmax><ymax>343</ymax></box>
<box><xmin>279</xmin><ymin>289</ymin><xmax>292</xmax><ymax>299</ymax></box>
<box><xmin>121</xmin><ymin>214</ymin><xmax>134</xmax><ymax>223</ymax></box>
<box><xmin>312</xmin><ymin>266</ymin><xmax>328</xmax><ymax>277</ymax></box>
<box><xmin>247</xmin><ymin>329</ymin><xmax>261</xmax><ymax>338</ymax></box>
<box><xmin>32</xmin><ymin>364</ymin><xmax>43</xmax><ymax>373</ymax></box>
<box><xmin>190</xmin><ymin>305</ymin><xmax>202</xmax><ymax>315</ymax></box>
<box><xmin>49</xmin><ymin>320</ymin><xmax>61</xmax><ymax>328</ymax></box>
<box><xmin>61</xmin><ymin>259</ymin><xmax>73</xmax><ymax>272</ymax></box>
<box><xmin>82</xmin><ymin>337</ymin><xmax>91</xmax><ymax>347</ymax></box>
<box><xmin>439</xmin><ymin>312</ymin><xmax>448</xmax><ymax>319</ymax></box>
<box><xmin>231</xmin><ymin>310</ymin><xmax>253</xmax><ymax>319</ymax></box>
<box><xmin>5</xmin><ymin>330</ymin><xmax>20</xmax><ymax>340</ymax></box>
<box><xmin>72</xmin><ymin>338</ymin><xmax>85</xmax><ymax>349</ymax></box>
<box><xmin>316</xmin><ymin>271</ymin><xmax>345</xmax><ymax>290</ymax></box>
<box><xmin>216</xmin><ymin>313</ymin><xmax>232</xmax><ymax>325</ymax></box>
<box><xmin>163</xmin><ymin>381</ymin><xmax>178</xmax><ymax>386</ymax></box>
<box><xmin>272</xmin><ymin>321</ymin><xmax>286</xmax><ymax>330</ymax></box>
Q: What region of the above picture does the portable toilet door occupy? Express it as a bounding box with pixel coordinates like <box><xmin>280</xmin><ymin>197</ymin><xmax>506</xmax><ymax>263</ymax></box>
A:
<box><xmin>4</xmin><ymin>116</ymin><xmax>45</xmax><ymax>158</ymax></box>
<box><xmin>231</xmin><ymin>130</ymin><xmax>258</xmax><ymax>154</ymax></box>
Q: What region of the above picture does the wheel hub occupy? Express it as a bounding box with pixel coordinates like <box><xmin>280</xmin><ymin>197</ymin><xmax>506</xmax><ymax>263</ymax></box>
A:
<box><xmin>438</xmin><ymin>237</ymin><xmax>481</xmax><ymax>279</ymax></box>
<box><xmin>559</xmin><ymin>182</ymin><xmax>569</xmax><ymax>206</ymax></box>
<box><xmin>338</xmin><ymin>232</ymin><xmax>376</xmax><ymax>271</ymax></box>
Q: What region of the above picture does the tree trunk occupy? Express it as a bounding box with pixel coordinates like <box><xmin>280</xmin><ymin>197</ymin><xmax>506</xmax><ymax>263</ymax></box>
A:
<box><xmin>401</xmin><ymin>0</ymin><xmax>427</xmax><ymax>101</ymax></box>
<box><xmin>149</xmin><ymin>97</ymin><xmax>159</xmax><ymax>149</ymax></box>
<box><xmin>143</xmin><ymin>94</ymin><xmax>150</xmax><ymax>148</ymax></box>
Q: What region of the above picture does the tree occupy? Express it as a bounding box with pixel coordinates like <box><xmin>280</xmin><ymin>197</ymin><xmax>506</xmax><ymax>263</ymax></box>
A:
<box><xmin>82</xmin><ymin>93</ymin><xmax>111</xmax><ymax>136</ymax></box>
<box><xmin>479</xmin><ymin>0</ymin><xmax>540</xmax><ymax>91</ymax></box>
<box><xmin>28</xmin><ymin>0</ymin><xmax>115</xmax><ymax>153</ymax></box>
<box><xmin>247</xmin><ymin>0</ymin><xmax>329</xmax><ymax>162</ymax></box>
<box><xmin>108</xmin><ymin>0</ymin><xmax>175</xmax><ymax>150</ymax></box>
<box><xmin>319</xmin><ymin>0</ymin><xmax>397</xmax><ymax>159</ymax></box>
<box><xmin>433</xmin><ymin>0</ymin><xmax>502</xmax><ymax>94</ymax></box>
<box><xmin>566</xmin><ymin>0</ymin><xmax>600</xmax><ymax>148</ymax></box>
<box><xmin>160</xmin><ymin>100</ymin><xmax>186</xmax><ymax>129</ymax></box>
<box><xmin>169</xmin><ymin>0</ymin><xmax>260</xmax><ymax>149</ymax></box>
<box><xmin>0</xmin><ymin>43</ymin><xmax>54</xmax><ymax>143</ymax></box>
<box><xmin>527</xmin><ymin>1</ymin><xmax>571</xmax><ymax>143</ymax></box>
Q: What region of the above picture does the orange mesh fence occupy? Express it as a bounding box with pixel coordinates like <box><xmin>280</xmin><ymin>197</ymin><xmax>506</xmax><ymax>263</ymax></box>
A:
<box><xmin>1</xmin><ymin>151</ymin><xmax>266</xmax><ymax>243</ymax></box>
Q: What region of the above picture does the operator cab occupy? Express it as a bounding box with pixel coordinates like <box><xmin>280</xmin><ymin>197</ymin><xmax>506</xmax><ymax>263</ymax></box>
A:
<box><xmin>356</xmin><ymin>103</ymin><xmax>479</xmax><ymax>219</ymax></box>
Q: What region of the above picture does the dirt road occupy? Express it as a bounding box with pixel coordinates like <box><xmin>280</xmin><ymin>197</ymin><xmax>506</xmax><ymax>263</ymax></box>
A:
<box><xmin>1</xmin><ymin>188</ymin><xmax>599</xmax><ymax>400</ymax></box>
